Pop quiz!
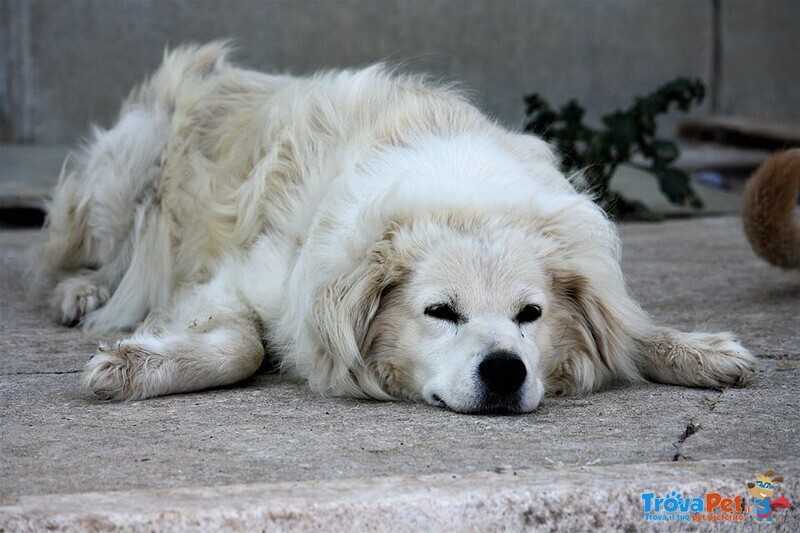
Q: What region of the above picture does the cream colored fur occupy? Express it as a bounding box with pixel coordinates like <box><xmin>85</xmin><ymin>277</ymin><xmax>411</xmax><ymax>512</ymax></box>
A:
<box><xmin>32</xmin><ymin>43</ymin><xmax>756</xmax><ymax>413</ymax></box>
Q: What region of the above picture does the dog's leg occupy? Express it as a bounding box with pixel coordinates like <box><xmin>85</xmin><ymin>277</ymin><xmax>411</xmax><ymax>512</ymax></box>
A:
<box><xmin>51</xmin><ymin>232</ymin><xmax>137</xmax><ymax>327</ymax></box>
<box><xmin>83</xmin><ymin>313</ymin><xmax>264</xmax><ymax>400</ymax></box>
<box><xmin>34</xmin><ymin>105</ymin><xmax>169</xmax><ymax>327</ymax></box>
<box><xmin>83</xmin><ymin>276</ymin><xmax>264</xmax><ymax>400</ymax></box>
<box><xmin>634</xmin><ymin>326</ymin><xmax>756</xmax><ymax>389</ymax></box>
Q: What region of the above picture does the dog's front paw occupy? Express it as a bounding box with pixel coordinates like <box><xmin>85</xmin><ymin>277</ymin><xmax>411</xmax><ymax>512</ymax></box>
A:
<box><xmin>640</xmin><ymin>328</ymin><xmax>758</xmax><ymax>389</ymax></box>
<box><xmin>699</xmin><ymin>333</ymin><xmax>757</xmax><ymax>388</ymax></box>
<box><xmin>83</xmin><ymin>343</ymin><xmax>160</xmax><ymax>401</ymax></box>
<box><xmin>663</xmin><ymin>331</ymin><xmax>757</xmax><ymax>389</ymax></box>
<box><xmin>53</xmin><ymin>276</ymin><xmax>109</xmax><ymax>327</ymax></box>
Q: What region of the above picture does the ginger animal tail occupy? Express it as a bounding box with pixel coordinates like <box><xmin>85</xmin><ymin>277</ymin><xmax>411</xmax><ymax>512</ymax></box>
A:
<box><xmin>742</xmin><ymin>148</ymin><xmax>800</xmax><ymax>269</ymax></box>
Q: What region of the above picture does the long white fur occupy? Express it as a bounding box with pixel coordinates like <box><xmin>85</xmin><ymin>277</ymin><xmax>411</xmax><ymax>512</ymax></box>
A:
<box><xmin>31</xmin><ymin>43</ymin><xmax>756</xmax><ymax>411</ymax></box>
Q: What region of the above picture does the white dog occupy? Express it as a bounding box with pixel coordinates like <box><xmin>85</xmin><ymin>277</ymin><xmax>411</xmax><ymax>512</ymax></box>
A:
<box><xmin>32</xmin><ymin>43</ymin><xmax>755</xmax><ymax>413</ymax></box>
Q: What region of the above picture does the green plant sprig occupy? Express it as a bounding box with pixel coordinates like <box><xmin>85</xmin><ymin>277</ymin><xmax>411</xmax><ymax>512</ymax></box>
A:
<box><xmin>523</xmin><ymin>78</ymin><xmax>706</xmax><ymax>221</ymax></box>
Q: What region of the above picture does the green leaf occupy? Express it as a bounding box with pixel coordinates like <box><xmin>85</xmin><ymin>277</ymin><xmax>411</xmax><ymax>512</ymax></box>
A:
<box><xmin>651</xmin><ymin>140</ymin><xmax>679</xmax><ymax>164</ymax></box>
<box><xmin>561</xmin><ymin>100</ymin><xmax>585</xmax><ymax>127</ymax></box>
<box><xmin>522</xmin><ymin>77</ymin><xmax>706</xmax><ymax>220</ymax></box>
<box><xmin>524</xmin><ymin>93</ymin><xmax>550</xmax><ymax>115</ymax></box>
<box><xmin>653</xmin><ymin>167</ymin><xmax>704</xmax><ymax>208</ymax></box>
<box><xmin>583</xmin><ymin>134</ymin><xmax>612</xmax><ymax>169</ymax></box>
<box><xmin>607</xmin><ymin>116</ymin><xmax>637</xmax><ymax>160</ymax></box>
<box><xmin>524</xmin><ymin>109</ymin><xmax>558</xmax><ymax>136</ymax></box>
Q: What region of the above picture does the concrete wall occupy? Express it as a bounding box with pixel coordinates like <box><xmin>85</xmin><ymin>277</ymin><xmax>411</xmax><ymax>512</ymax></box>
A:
<box><xmin>1</xmin><ymin>0</ymin><xmax>798</xmax><ymax>144</ymax></box>
<box><xmin>718</xmin><ymin>0</ymin><xmax>800</xmax><ymax>121</ymax></box>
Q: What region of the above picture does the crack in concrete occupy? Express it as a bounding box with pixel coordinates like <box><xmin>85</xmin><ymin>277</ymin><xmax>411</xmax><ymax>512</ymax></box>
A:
<box><xmin>672</xmin><ymin>390</ymin><xmax>724</xmax><ymax>462</ymax></box>
<box><xmin>673</xmin><ymin>420</ymin><xmax>701</xmax><ymax>462</ymax></box>
<box><xmin>1</xmin><ymin>369</ymin><xmax>79</xmax><ymax>376</ymax></box>
<box><xmin>757</xmin><ymin>353</ymin><xmax>800</xmax><ymax>360</ymax></box>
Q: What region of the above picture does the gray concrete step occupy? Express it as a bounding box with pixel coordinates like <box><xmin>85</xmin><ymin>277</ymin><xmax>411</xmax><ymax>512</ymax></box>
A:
<box><xmin>2</xmin><ymin>461</ymin><xmax>797</xmax><ymax>531</ymax></box>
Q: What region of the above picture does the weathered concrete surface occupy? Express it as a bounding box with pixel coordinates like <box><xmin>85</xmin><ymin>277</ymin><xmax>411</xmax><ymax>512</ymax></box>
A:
<box><xmin>1</xmin><ymin>216</ymin><xmax>798</xmax><ymax>529</ymax></box>
<box><xmin>3</xmin><ymin>0</ymin><xmax>714</xmax><ymax>143</ymax></box>
<box><xmin>619</xmin><ymin>217</ymin><xmax>800</xmax><ymax>357</ymax></box>
<box><xmin>1</xmin><ymin>461</ymin><xmax>798</xmax><ymax>532</ymax></box>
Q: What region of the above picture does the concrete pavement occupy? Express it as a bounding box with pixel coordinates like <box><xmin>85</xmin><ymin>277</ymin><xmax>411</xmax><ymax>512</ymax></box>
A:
<box><xmin>1</xmin><ymin>216</ymin><xmax>798</xmax><ymax>530</ymax></box>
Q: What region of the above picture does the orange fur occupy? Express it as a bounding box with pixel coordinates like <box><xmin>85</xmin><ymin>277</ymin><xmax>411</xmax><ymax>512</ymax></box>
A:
<box><xmin>742</xmin><ymin>149</ymin><xmax>800</xmax><ymax>269</ymax></box>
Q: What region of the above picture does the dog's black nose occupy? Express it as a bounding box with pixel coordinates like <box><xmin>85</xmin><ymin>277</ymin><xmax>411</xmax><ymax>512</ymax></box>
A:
<box><xmin>478</xmin><ymin>352</ymin><xmax>527</xmax><ymax>394</ymax></box>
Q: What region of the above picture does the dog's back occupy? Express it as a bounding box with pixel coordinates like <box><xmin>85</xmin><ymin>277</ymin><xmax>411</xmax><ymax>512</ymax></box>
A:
<box><xmin>32</xmin><ymin>42</ymin><xmax>497</xmax><ymax>332</ymax></box>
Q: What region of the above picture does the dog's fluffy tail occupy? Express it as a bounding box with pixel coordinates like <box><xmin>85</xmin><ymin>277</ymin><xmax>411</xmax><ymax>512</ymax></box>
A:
<box><xmin>742</xmin><ymin>148</ymin><xmax>800</xmax><ymax>269</ymax></box>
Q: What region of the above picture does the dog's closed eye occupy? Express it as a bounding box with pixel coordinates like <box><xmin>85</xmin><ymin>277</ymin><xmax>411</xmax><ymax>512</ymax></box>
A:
<box><xmin>515</xmin><ymin>304</ymin><xmax>542</xmax><ymax>324</ymax></box>
<box><xmin>424</xmin><ymin>304</ymin><xmax>462</xmax><ymax>324</ymax></box>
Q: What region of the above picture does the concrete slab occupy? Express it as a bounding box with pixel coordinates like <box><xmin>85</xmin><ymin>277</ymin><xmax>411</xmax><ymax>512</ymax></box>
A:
<box><xmin>2</xmin><ymin>461</ymin><xmax>798</xmax><ymax>531</ymax></box>
<box><xmin>675</xmin><ymin>142</ymin><xmax>773</xmax><ymax>173</ymax></box>
<box><xmin>619</xmin><ymin>216</ymin><xmax>800</xmax><ymax>357</ymax></box>
<box><xmin>1</xmin><ymin>215</ymin><xmax>798</xmax><ymax>528</ymax></box>
<box><xmin>611</xmin><ymin>166</ymin><xmax>744</xmax><ymax>217</ymax></box>
<box><xmin>680</xmin><ymin>359</ymin><xmax>800</xmax><ymax>462</ymax></box>
<box><xmin>719</xmin><ymin>0</ymin><xmax>800</xmax><ymax>123</ymax></box>
<box><xmin>0</xmin><ymin>371</ymin><xmax>717</xmax><ymax>500</ymax></box>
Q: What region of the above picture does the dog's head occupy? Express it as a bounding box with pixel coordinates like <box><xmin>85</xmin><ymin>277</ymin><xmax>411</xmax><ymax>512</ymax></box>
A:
<box><xmin>366</xmin><ymin>214</ymin><xmax>559</xmax><ymax>414</ymax></box>
<box><xmin>307</xmin><ymin>133</ymin><xmax>632</xmax><ymax>414</ymax></box>
<box><xmin>311</xmin><ymin>211</ymin><xmax>591</xmax><ymax>414</ymax></box>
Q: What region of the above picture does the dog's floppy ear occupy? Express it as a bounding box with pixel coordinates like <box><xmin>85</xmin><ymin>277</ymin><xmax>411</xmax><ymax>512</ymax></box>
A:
<box><xmin>309</xmin><ymin>233</ymin><xmax>402</xmax><ymax>399</ymax></box>
<box><xmin>548</xmin><ymin>261</ymin><xmax>647</xmax><ymax>392</ymax></box>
